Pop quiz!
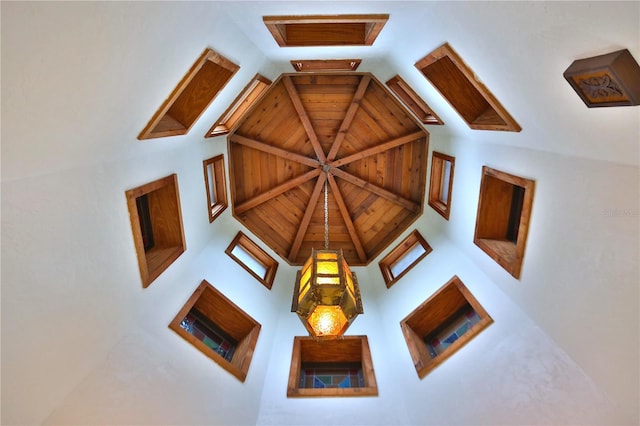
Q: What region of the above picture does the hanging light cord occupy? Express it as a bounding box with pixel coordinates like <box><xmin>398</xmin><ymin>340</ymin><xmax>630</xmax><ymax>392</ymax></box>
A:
<box><xmin>324</xmin><ymin>178</ymin><xmax>329</xmax><ymax>250</ymax></box>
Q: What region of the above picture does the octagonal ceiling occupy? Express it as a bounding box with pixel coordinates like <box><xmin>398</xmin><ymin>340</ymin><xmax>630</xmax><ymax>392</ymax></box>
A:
<box><xmin>228</xmin><ymin>72</ymin><xmax>429</xmax><ymax>266</ymax></box>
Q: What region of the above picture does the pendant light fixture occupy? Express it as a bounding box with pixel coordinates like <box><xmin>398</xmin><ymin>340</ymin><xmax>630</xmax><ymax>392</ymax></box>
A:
<box><xmin>291</xmin><ymin>173</ymin><xmax>363</xmax><ymax>337</ymax></box>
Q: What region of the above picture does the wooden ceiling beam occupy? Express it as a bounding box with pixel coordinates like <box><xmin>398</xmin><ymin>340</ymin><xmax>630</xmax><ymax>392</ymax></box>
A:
<box><xmin>331</xmin><ymin>168</ymin><xmax>420</xmax><ymax>213</ymax></box>
<box><xmin>327</xmin><ymin>75</ymin><xmax>371</xmax><ymax>162</ymax></box>
<box><xmin>282</xmin><ymin>76</ymin><xmax>327</xmax><ymax>163</ymax></box>
<box><xmin>230</xmin><ymin>134</ymin><xmax>320</xmax><ymax>168</ymax></box>
<box><xmin>287</xmin><ymin>174</ymin><xmax>327</xmax><ymax>262</ymax></box>
<box><xmin>331</xmin><ymin>131</ymin><xmax>426</xmax><ymax>168</ymax></box>
<box><xmin>327</xmin><ymin>173</ymin><xmax>367</xmax><ymax>263</ymax></box>
<box><xmin>235</xmin><ymin>169</ymin><xmax>322</xmax><ymax>215</ymax></box>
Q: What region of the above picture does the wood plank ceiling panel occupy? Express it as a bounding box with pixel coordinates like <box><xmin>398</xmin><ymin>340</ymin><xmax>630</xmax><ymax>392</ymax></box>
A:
<box><xmin>228</xmin><ymin>72</ymin><xmax>429</xmax><ymax>266</ymax></box>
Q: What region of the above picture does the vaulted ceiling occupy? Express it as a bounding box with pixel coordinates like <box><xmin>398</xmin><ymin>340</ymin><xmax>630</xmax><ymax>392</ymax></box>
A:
<box><xmin>1</xmin><ymin>2</ymin><xmax>638</xmax><ymax>425</ymax></box>
<box><xmin>228</xmin><ymin>73</ymin><xmax>428</xmax><ymax>265</ymax></box>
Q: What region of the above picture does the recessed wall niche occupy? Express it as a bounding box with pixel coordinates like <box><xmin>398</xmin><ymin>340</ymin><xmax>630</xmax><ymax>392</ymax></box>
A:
<box><xmin>415</xmin><ymin>43</ymin><xmax>521</xmax><ymax>132</ymax></box>
<box><xmin>378</xmin><ymin>230</ymin><xmax>432</xmax><ymax>288</ymax></box>
<box><xmin>386</xmin><ymin>75</ymin><xmax>443</xmax><ymax>125</ymax></box>
<box><xmin>125</xmin><ymin>174</ymin><xmax>186</xmax><ymax>288</ymax></box>
<box><xmin>205</xmin><ymin>74</ymin><xmax>272</xmax><ymax>137</ymax></box>
<box><xmin>169</xmin><ymin>280</ymin><xmax>261</xmax><ymax>382</ymax></box>
<box><xmin>203</xmin><ymin>155</ymin><xmax>228</xmax><ymax>222</ymax></box>
<box><xmin>400</xmin><ymin>275</ymin><xmax>493</xmax><ymax>378</ymax></box>
<box><xmin>138</xmin><ymin>48</ymin><xmax>239</xmax><ymax>140</ymax></box>
<box><xmin>428</xmin><ymin>151</ymin><xmax>455</xmax><ymax>220</ymax></box>
<box><xmin>287</xmin><ymin>335</ymin><xmax>378</xmax><ymax>397</ymax></box>
<box><xmin>291</xmin><ymin>59</ymin><xmax>362</xmax><ymax>72</ymax></box>
<box><xmin>225</xmin><ymin>231</ymin><xmax>278</xmax><ymax>289</ymax></box>
<box><xmin>474</xmin><ymin>166</ymin><xmax>535</xmax><ymax>279</ymax></box>
<box><xmin>263</xmin><ymin>14</ymin><xmax>389</xmax><ymax>47</ymax></box>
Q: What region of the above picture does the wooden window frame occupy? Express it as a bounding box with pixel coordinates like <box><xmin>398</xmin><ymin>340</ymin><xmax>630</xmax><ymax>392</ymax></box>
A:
<box><xmin>415</xmin><ymin>43</ymin><xmax>521</xmax><ymax>132</ymax></box>
<box><xmin>290</xmin><ymin>59</ymin><xmax>362</xmax><ymax>72</ymax></box>
<box><xmin>203</xmin><ymin>155</ymin><xmax>228</xmax><ymax>222</ymax></box>
<box><xmin>428</xmin><ymin>151</ymin><xmax>455</xmax><ymax>220</ymax></box>
<box><xmin>205</xmin><ymin>74</ymin><xmax>272</xmax><ymax>138</ymax></box>
<box><xmin>169</xmin><ymin>280</ymin><xmax>261</xmax><ymax>382</ymax></box>
<box><xmin>263</xmin><ymin>14</ymin><xmax>389</xmax><ymax>47</ymax></box>
<box><xmin>386</xmin><ymin>75</ymin><xmax>443</xmax><ymax>125</ymax></box>
<box><xmin>287</xmin><ymin>336</ymin><xmax>378</xmax><ymax>397</ymax></box>
<box><xmin>379</xmin><ymin>230</ymin><xmax>432</xmax><ymax>288</ymax></box>
<box><xmin>225</xmin><ymin>231</ymin><xmax>278</xmax><ymax>289</ymax></box>
<box><xmin>400</xmin><ymin>275</ymin><xmax>493</xmax><ymax>379</ymax></box>
<box><xmin>138</xmin><ymin>48</ymin><xmax>239</xmax><ymax>140</ymax></box>
<box><xmin>125</xmin><ymin>174</ymin><xmax>186</xmax><ymax>288</ymax></box>
<box><xmin>474</xmin><ymin>166</ymin><xmax>535</xmax><ymax>279</ymax></box>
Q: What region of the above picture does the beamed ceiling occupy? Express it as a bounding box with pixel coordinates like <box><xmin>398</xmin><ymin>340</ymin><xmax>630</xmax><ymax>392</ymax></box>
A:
<box><xmin>228</xmin><ymin>73</ymin><xmax>429</xmax><ymax>266</ymax></box>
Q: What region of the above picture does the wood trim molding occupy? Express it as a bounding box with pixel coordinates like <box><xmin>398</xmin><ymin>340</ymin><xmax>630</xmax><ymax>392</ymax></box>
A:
<box><xmin>291</xmin><ymin>59</ymin><xmax>362</xmax><ymax>72</ymax></box>
<box><xmin>428</xmin><ymin>151</ymin><xmax>455</xmax><ymax>220</ymax></box>
<box><xmin>203</xmin><ymin>155</ymin><xmax>228</xmax><ymax>222</ymax></box>
<box><xmin>415</xmin><ymin>43</ymin><xmax>521</xmax><ymax>132</ymax></box>
<box><xmin>264</xmin><ymin>15</ymin><xmax>389</xmax><ymax>47</ymax></box>
<box><xmin>400</xmin><ymin>275</ymin><xmax>493</xmax><ymax>378</ymax></box>
<box><xmin>138</xmin><ymin>48</ymin><xmax>239</xmax><ymax>140</ymax></box>
<box><xmin>225</xmin><ymin>231</ymin><xmax>278</xmax><ymax>289</ymax></box>
<box><xmin>206</xmin><ymin>74</ymin><xmax>272</xmax><ymax>138</ymax></box>
<box><xmin>125</xmin><ymin>174</ymin><xmax>186</xmax><ymax>287</ymax></box>
<box><xmin>386</xmin><ymin>75</ymin><xmax>443</xmax><ymax>125</ymax></box>
<box><xmin>379</xmin><ymin>230</ymin><xmax>432</xmax><ymax>288</ymax></box>
<box><xmin>473</xmin><ymin>166</ymin><xmax>535</xmax><ymax>279</ymax></box>
<box><xmin>169</xmin><ymin>280</ymin><xmax>261</xmax><ymax>382</ymax></box>
<box><xmin>287</xmin><ymin>335</ymin><xmax>378</xmax><ymax>397</ymax></box>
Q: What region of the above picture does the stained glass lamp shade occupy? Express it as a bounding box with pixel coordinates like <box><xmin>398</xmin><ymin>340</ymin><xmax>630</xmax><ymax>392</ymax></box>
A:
<box><xmin>292</xmin><ymin>248</ymin><xmax>363</xmax><ymax>337</ymax></box>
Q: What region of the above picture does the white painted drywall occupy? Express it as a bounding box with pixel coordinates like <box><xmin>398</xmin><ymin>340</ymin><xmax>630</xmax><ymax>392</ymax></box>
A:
<box><xmin>1</xmin><ymin>2</ymin><xmax>271</xmax><ymax>424</ymax></box>
<box><xmin>41</xmin><ymin>215</ymin><xmax>283</xmax><ymax>425</ymax></box>
<box><xmin>2</xmin><ymin>1</ymin><xmax>638</xmax><ymax>425</ymax></box>
<box><xmin>431</xmin><ymin>136</ymin><xmax>640</xmax><ymax>423</ymax></box>
<box><xmin>373</xmin><ymin>235</ymin><xmax>628</xmax><ymax>425</ymax></box>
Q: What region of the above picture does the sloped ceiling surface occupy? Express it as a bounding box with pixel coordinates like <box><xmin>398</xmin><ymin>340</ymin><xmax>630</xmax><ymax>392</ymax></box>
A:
<box><xmin>228</xmin><ymin>73</ymin><xmax>428</xmax><ymax>265</ymax></box>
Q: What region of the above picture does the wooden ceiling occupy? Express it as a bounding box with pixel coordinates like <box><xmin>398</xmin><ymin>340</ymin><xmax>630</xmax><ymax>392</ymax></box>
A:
<box><xmin>228</xmin><ymin>73</ymin><xmax>429</xmax><ymax>266</ymax></box>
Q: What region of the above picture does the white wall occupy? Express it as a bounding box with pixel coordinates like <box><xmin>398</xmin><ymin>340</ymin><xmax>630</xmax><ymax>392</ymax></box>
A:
<box><xmin>255</xmin><ymin>263</ymin><xmax>413</xmax><ymax>426</ymax></box>
<box><xmin>255</xmin><ymin>221</ymin><xmax>627</xmax><ymax>425</ymax></box>
<box><xmin>2</xmin><ymin>1</ymin><xmax>638</xmax><ymax>425</ymax></box>
<box><xmin>41</xmin><ymin>213</ymin><xmax>283</xmax><ymax>425</ymax></box>
<box><xmin>1</xmin><ymin>2</ymin><xmax>271</xmax><ymax>424</ymax></box>
<box><xmin>432</xmin><ymin>136</ymin><xmax>640</xmax><ymax>423</ymax></box>
<box><xmin>374</xmin><ymin>234</ymin><xmax>627</xmax><ymax>425</ymax></box>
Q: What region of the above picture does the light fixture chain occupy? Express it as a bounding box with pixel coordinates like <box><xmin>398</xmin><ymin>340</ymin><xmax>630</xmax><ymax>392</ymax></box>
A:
<box><xmin>324</xmin><ymin>178</ymin><xmax>329</xmax><ymax>250</ymax></box>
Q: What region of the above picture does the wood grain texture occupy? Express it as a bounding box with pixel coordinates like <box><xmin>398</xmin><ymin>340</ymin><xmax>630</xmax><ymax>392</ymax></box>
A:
<box><xmin>386</xmin><ymin>75</ymin><xmax>443</xmax><ymax>125</ymax></box>
<box><xmin>400</xmin><ymin>276</ymin><xmax>493</xmax><ymax>378</ymax></box>
<box><xmin>378</xmin><ymin>230</ymin><xmax>432</xmax><ymax>288</ymax></box>
<box><xmin>263</xmin><ymin>15</ymin><xmax>388</xmax><ymax>47</ymax></box>
<box><xmin>138</xmin><ymin>48</ymin><xmax>239</xmax><ymax>140</ymax></box>
<box><xmin>428</xmin><ymin>151</ymin><xmax>455</xmax><ymax>220</ymax></box>
<box><xmin>287</xmin><ymin>335</ymin><xmax>378</xmax><ymax>397</ymax></box>
<box><xmin>206</xmin><ymin>74</ymin><xmax>272</xmax><ymax>137</ymax></box>
<box><xmin>415</xmin><ymin>43</ymin><xmax>520</xmax><ymax>132</ymax></box>
<box><xmin>225</xmin><ymin>231</ymin><xmax>278</xmax><ymax>289</ymax></box>
<box><xmin>228</xmin><ymin>73</ymin><xmax>428</xmax><ymax>266</ymax></box>
<box><xmin>168</xmin><ymin>280</ymin><xmax>261</xmax><ymax>382</ymax></box>
<box><xmin>125</xmin><ymin>174</ymin><xmax>185</xmax><ymax>287</ymax></box>
<box><xmin>291</xmin><ymin>59</ymin><xmax>362</xmax><ymax>72</ymax></box>
<box><xmin>473</xmin><ymin>166</ymin><xmax>535</xmax><ymax>279</ymax></box>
